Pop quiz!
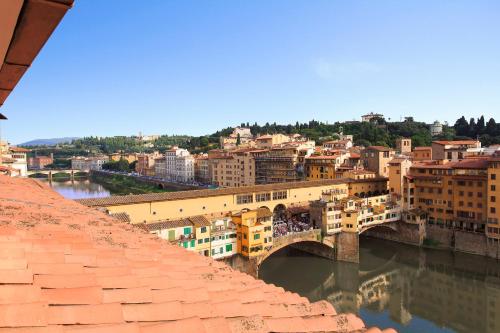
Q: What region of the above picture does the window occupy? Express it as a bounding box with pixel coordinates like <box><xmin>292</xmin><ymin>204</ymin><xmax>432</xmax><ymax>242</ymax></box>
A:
<box><xmin>200</xmin><ymin>226</ymin><xmax>207</xmax><ymax>233</ymax></box>
<box><xmin>198</xmin><ymin>239</ymin><xmax>203</xmax><ymax>244</ymax></box>
<box><xmin>226</xmin><ymin>244</ymin><xmax>232</xmax><ymax>252</ymax></box>
<box><xmin>190</xmin><ymin>240</ymin><xmax>195</xmax><ymax>247</ymax></box>
<box><xmin>255</xmin><ymin>192</ymin><xmax>271</xmax><ymax>202</ymax></box>
<box><xmin>491</xmin><ymin>207</ymin><xmax>496</xmax><ymax>214</ymax></box>
<box><xmin>478</xmin><ymin>192</ymin><xmax>483</xmax><ymax>198</ymax></box>
<box><xmin>492</xmin><ymin>174</ymin><xmax>497</xmax><ymax>180</ymax></box>
<box><xmin>254</xmin><ymin>233</ymin><xmax>260</xmax><ymax>240</ymax></box>
<box><xmin>183</xmin><ymin>227</ymin><xmax>191</xmax><ymax>235</ymax></box>
<box><xmin>236</xmin><ymin>194</ymin><xmax>253</xmax><ymax>204</ymax></box>
<box><xmin>204</xmin><ymin>238</ymin><xmax>209</xmax><ymax>243</ymax></box>
<box><xmin>492</xmin><ymin>185</ymin><xmax>496</xmax><ymax>191</ymax></box>
<box><xmin>272</xmin><ymin>191</ymin><xmax>287</xmax><ymax>200</ymax></box>
<box><xmin>492</xmin><ymin>196</ymin><xmax>496</xmax><ymax>203</ymax></box>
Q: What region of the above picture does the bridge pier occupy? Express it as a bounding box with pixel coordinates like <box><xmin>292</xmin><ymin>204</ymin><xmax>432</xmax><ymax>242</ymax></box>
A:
<box><xmin>335</xmin><ymin>232</ymin><xmax>359</xmax><ymax>263</ymax></box>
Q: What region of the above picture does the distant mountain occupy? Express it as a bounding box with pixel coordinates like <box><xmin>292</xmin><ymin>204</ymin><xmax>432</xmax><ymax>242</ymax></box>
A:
<box><xmin>19</xmin><ymin>137</ymin><xmax>80</xmax><ymax>147</ymax></box>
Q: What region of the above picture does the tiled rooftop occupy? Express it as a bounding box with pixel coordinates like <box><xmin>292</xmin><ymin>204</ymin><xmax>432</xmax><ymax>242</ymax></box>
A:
<box><xmin>0</xmin><ymin>175</ymin><xmax>396</xmax><ymax>333</ymax></box>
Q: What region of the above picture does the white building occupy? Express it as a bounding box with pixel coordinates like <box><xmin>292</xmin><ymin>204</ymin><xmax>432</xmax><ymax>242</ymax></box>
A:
<box><xmin>156</xmin><ymin>147</ymin><xmax>194</xmax><ymax>182</ymax></box>
<box><xmin>430</xmin><ymin>121</ymin><xmax>443</xmax><ymax>136</ymax></box>
<box><xmin>71</xmin><ymin>156</ymin><xmax>109</xmax><ymax>171</ymax></box>
<box><xmin>210</xmin><ymin>217</ymin><xmax>237</xmax><ymax>259</ymax></box>
<box><xmin>361</xmin><ymin>112</ymin><xmax>384</xmax><ymax>122</ymax></box>
<box><xmin>0</xmin><ymin>143</ymin><xmax>29</xmax><ymax>177</ymax></box>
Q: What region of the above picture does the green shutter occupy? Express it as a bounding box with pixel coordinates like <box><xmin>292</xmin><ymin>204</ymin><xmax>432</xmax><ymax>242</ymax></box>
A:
<box><xmin>168</xmin><ymin>230</ymin><xmax>175</xmax><ymax>241</ymax></box>
<box><xmin>226</xmin><ymin>244</ymin><xmax>232</xmax><ymax>252</ymax></box>
<box><xmin>183</xmin><ymin>242</ymin><xmax>188</xmax><ymax>248</ymax></box>
<box><xmin>183</xmin><ymin>227</ymin><xmax>191</xmax><ymax>235</ymax></box>
<box><xmin>190</xmin><ymin>240</ymin><xmax>195</xmax><ymax>247</ymax></box>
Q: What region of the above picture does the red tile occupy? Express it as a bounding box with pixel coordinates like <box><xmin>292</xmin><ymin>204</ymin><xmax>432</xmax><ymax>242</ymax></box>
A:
<box><xmin>27</xmin><ymin>252</ymin><xmax>66</xmax><ymax>264</ymax></box>
<box><xmin>0</xmin><ymin>248</ymin><xmax>25</xmax><ymax>259</ymax></box>
<box><xmin>0</xmin><ymin>326</ymin><xmax>64</xmax><ymax>333</ymax></box>
<box><xmin>96</xmin><ymin>275</ymin><xmax>141</xmax><ymax>289</ymax></box>
<box><xmin>47</xmin><ymin>303</ymin><xmax>124</xmax><ymax>325</ymax></box>
<box><xmin>201</xmin><ymin>317</ymin><xmax>232</xmax><ymax>333</ymax></box>
<box><xmin>41</xmin><ymin>286</ymin><xmax>103</xmax><ymax>305</ymax></box>
<box><xmin>0</xmin><ymin>285</ymin><xmax>42</xmax><ymax>304</ymax></box>
<box><xmin>34</xmin><ymin>274</ymin><xmax>97</xmax><ymax>289</ymax></box>
<box><xmin>64</xmin><ymin>254</ymin><xmax>97</xmax><ymax>266</ymax></box>
<box><xmin>63</xmin><ymin>323</ymin><xmax>140</xmax><ymax>333</ymax></box>
<box><xmin>0</xmin><ymin>268</ymin><xmax>33</xmax><ymax>284</ymax></box>
<box><xmin>29</xmin><ymin>263</ymin><xmax>84</xmax><ymax>275</ymax></box>
<box><xmin>0</xmin><ymin>258</ymin><xmax>27</xmax><ymax>270</ymax></box>
<box><xmin>102</xmin><ymin>287</ymin><xmax>152</xmax><ymax>304</ymax></box>
<box><xmin>83</xmin><ymin>266</ymin><xmax>131</xmax><ymax>277</ymax></box>
<box><xmin>139</xmin><ymin>317</ymin><xmax>206</xmax><ymax>333</ymax></box>
<box><xmin>0</xmin><ymin>302</ymin><xmax>48</xmax><ymax>327</ymax></box>
<box><xmin>122</xmin><ymin>301</ymin><xmax>185</xmax><ymax>322</ymax></box>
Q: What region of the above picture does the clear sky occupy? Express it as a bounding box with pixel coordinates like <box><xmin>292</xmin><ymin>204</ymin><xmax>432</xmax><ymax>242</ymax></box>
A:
<box><xmin>2</xmin><ymin>0</ymin><xmax>500</xmax><ymax>144</ymax></box>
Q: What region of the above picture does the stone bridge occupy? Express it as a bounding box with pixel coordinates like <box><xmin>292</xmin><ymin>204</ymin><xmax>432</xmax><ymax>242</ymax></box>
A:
<box><xmin>27</xmin><ymin>169</ymin><xmax>88</xmax><ymax>181</ymax></box>
<box><xmin>226</xmin><ymin>221</ymin><xmax>416</xmax><ymax>277</ymax></box>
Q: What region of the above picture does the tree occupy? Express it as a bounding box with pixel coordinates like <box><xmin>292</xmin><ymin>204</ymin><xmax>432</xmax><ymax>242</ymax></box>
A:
<box><xmin>476</xmin><ymin>116</ymin><xmax>485</xmax><ymax>135</ymax></box>
<box><xmin>468</xmin><ymin>118</ymin><xmax>477</xmax><ymax>138</ymax></box>
<box><xmin>236</xmin><ymin>133</ymin><xmax>241</xmax><ymax>146</ymax></box>
<box><xmin>454</xmin><ymin>116</ymin><xmax>469</xmax><ymax>136</ymax></box>
<box><xmin>486</xmin><ymin>118</ymin><xmax>497</xmax><ymax>136</ymax></box>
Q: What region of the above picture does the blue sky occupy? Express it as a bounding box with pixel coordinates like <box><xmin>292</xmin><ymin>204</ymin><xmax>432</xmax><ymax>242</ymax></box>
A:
<box><xmin>2</xmin><ymin>0</ymin><xmax>500</xmax><ymax>144</ymax></box>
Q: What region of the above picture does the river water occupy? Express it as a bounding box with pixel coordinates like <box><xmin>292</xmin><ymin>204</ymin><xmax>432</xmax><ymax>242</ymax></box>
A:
<box><xmin>43</xmin><ymin>179</ymin><xmax>114</xmax><ymax>199</ymax></box>
<box><xmin>260</xmin><ymin>237</ymin><xmax>500</xmax><ymax>333</ymax></box>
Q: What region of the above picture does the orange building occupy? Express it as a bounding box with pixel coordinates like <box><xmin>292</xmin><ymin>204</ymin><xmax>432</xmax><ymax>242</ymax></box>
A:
<box><xmin>412</xmin><ymin>147</ymin><xmax>432</xmax><ymax>161</ymax></box>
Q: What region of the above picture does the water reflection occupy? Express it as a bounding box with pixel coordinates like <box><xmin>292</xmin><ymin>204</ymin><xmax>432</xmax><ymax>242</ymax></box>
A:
<box><xmin>43</xmin><ymin>179</ymin><xmax>112</xmax><ymax>199</ymax></box>
<box><xmin>259</xmin><ymin>237</ymin><xmax>500</xmax><ymax>333</ymax></box>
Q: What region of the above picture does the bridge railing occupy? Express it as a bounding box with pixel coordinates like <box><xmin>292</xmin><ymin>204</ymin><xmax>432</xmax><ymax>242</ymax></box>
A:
<box><xmin>272</xmin><ymin>229</ymin><xmax>321</xmax><ymax>248</ymax></box>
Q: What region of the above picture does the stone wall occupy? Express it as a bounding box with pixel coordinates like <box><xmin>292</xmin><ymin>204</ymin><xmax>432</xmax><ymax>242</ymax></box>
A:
<box><xmin>335</xmin><ymin>232</ymin><xmax>359</xmax><ymax>263</ymax></box>
<box><xmin>425</xmin><ymin>224</ymin><xmax>454</xmax><ymax>248</ymax></box>
<box><xmin>290</xmin><ymin>241</ymin><xmax>336</xmax><ymax>260</ymax></box>
<box><xmin>362</xmin><ymin>222</ymin><xmax>424</xmax><ymax>246</ymax></box>
<box><xmin>454</xmin><ymin>230</ymin><xmax>488</xmax><ymax>256</ymax></box>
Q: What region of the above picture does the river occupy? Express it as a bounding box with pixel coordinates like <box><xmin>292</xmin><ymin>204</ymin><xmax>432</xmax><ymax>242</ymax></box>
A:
<box><xmin>259</xmin><ymin>237</ymin><xmax>500</xmax><ymax>333</ymax></box>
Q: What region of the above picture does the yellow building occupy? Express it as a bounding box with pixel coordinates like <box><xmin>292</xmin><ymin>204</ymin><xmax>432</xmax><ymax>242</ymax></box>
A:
<box><xmin>487</xmin><ymin>157</ymin><xmax>500</xmax><ymax>239</ymax></box>
<box><xmin>388</xmin><ymin>157</ymin><xmax>412</xmax><ymax>197</ymax></box>
<box><xmin>209</xmin><ymin>148</ymin><xmax>259</xmax><ymax>187</ymax></box>
<box><xmin>191</xmin><ymin>215</ymin><xmax>212</xmax><ymax>256</ymax></box>
<box><xmin>305</xmin><ymin>154</ymin><xmax>351</xmax><ymax>180</ymax></box>
<box><xmin>232</xmin><ymin>208</ymin><xmax>273</xmax><ymax>258</ymax></box>
<box><xmin>361</xmin><ymin>146</ymin><xmax>395</xmax><ymax>177</ymax></box>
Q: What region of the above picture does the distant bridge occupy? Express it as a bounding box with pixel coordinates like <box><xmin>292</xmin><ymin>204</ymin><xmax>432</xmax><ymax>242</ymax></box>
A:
<box><xmin>27</xmin><ymin>169</ymin><xmax>89</xmax><ymax>181</ymax></box>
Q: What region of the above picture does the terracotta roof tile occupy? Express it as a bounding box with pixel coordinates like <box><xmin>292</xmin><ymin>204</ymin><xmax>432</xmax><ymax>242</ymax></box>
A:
<box><xmin>0</xmin><ymin>175</ymin><xmax>390</xmax><ymax>333</ymax></box>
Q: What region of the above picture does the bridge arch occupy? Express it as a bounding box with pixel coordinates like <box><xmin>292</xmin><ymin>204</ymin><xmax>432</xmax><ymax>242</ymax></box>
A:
<box><xmin>359</xmin><ymin>223</ymin><xmax>398</xmax><ymax>235</ymax></box>
<box><xmin>257</xmin><ymin>239</ymin><xmax>334</xmax><ymax>268</ymax></box>
<box><xmin>157</xmin><ymin>183</ymin><xmax>164</xmax><ymax>189</ymax></box>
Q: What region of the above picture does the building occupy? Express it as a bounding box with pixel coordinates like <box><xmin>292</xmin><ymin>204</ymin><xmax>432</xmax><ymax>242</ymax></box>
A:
<box><xmin>323</xmin><ymin>139</ymin><xmax>353</xmax><ymax>150</ymax></box>
<box><xmin>219</xmin><ymin>127</ymin><xmax>254</xmax><ymax>149</ymax></box>
<box><xmin>0</xmin><ymin>146</ymin><xmax>29</xmax><ymax>176</ymax></box>
<box><xmin>210</xmin><ymin>148</ymin><xmax>258</xmax><ymax>187</ymax></box>
<box><xmin>412</xmin><ymin>146</ymin><xmax>432</xmax><ymax>161</ymax></box>
<box><xmin>487</xmin><ymin>157</ymin><xmax>500</xmax><ymax>239</ymax></box>
<box><xmin>233</xmin><ymin>208</ymin><xmax>273</xmax><ymax>258</ymax></box>
<box><xmin>145</xmin><ymin>218</ymin><xmax>197</xmax><ymax>251</ymax></box>
<box><xmin>194</xmin><ymin>154</ymin><xmax>211</xmax><ymax>184</ymax></box>
<box><xmin>28</xmin><ymin>155</ymin><xmax>53</xmax><ymax>170</ymax></box>
<box><xmin>136</xmin><ymin>152</ymin><xmax>160</xmax><ymax>176</ymax></box>
<box><xmin>109</xmin><ymin>153</ymin><xmax>137</xmax><ymax>163</ymax></box>
<box><xmin>430</xmin><ymin>120</ymin><xmax>443</xmax><ymax>136</ymax></box>
<box><xmin>395</xmin><ymin>137</ymin><xmax>412</xmax><ymax>155</ymax></box>
<box><xmin>71</xmin><ymin>155</ymin><xmax>109</xmax><ymax>171</ymax></box>
<box><xmin>210</xmin><ymin>216</ymin><xmax>237</xmax><ymax>259</ymax></box>
<box><xmin>403</xmin><ymin>158</ymin><xmax>492</xmax><ymax>233</ymax></box>
<box><xmin>156</xmin><ymin>147</ymin><xmax>194</xmax><ymax>182</ymax></box>
<box><xmin>310</xmin><ymin>193</ymin><xmax>401</xmax><ymax>235</ymax></box>
<box><xmin>361</xmin><ymin>146</ymin><xmax>395</xmax><ymax>177</ymax></box>
<box><xmin>255</xmin><ymin>133</ymin><xmax>294</xmax><ymax>149</ymax></box>
<box><xmin>254</xmin><ymin>146</ymin><xmax>303</xmax><ymax>184</ymax></box>
<box><xmin>432</xmin><ymin>140</ymin><xmax>481</xmax><ymax>161</ymax></box>
<box><xmin>305</xmin><ymin>152</ymin><xmax>350</xmax><ymax>180</ymax></box>
<box><xmin>192</xmin><ymin>215</ymin><xmax>212</xmax><ymax>256</ymax></box>
<box><xmin>388</xmin><ymin>157</ymin><xmax>412</xmax><ymax>196</ymax></box>
<box><xmin>361</xmin><ymin>112</ymin><xmax>384</xmax><ymax>122</ymax></box>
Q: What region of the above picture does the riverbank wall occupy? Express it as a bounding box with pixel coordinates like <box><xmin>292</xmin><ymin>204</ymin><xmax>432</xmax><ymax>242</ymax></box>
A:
<box><xmin>364</xmin><ymin>221</ymin><xmax>500</xmax><ymax>260</ymax></box>
<box><xmin>91</xmin><ymin>170</ymin><xmax>200</xmax><ymax>191</ymax></box>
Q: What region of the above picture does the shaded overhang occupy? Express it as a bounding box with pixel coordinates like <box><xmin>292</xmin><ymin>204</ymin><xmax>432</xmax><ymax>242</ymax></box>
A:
<box><xmin>0</xmin><ymin>0</ymin><xmax>73</xmax><ymax>108</ymax></box>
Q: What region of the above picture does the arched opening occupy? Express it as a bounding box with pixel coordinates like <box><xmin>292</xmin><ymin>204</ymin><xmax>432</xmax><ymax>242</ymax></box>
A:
<box><xmin>158</xmin><ymin>183</ymin><xmax>164</xmax><ymax>189</ymax></box>
<box><xmin>51</xmin><ymin>172</ymin><xmax>71</xmax><ymax>181</ymax></box>
<box><xmin>359</xmin><ymin>192</ymin><xmax>366</xmax><ymax>198</ymax></box>
<box><xmin>367</xmin><ymin>191</ymin><xmax>373</xmax><ymax>197</ymax></box>
<box><xmin>29</xmin><ymin>173</ymin><xmax>48</xmax><ymax>179</ymax></box>
<box><xmin>273</xmin><ymin>204</ymin><xmax>286</xmax><ymax>221</ymax></box>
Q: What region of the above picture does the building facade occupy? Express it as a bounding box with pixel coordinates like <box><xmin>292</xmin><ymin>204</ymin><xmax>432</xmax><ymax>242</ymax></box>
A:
<box><xmin>361</xmin><ymin>146</ymin><xmax>395</xmax><ymax>177</ymax></box>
